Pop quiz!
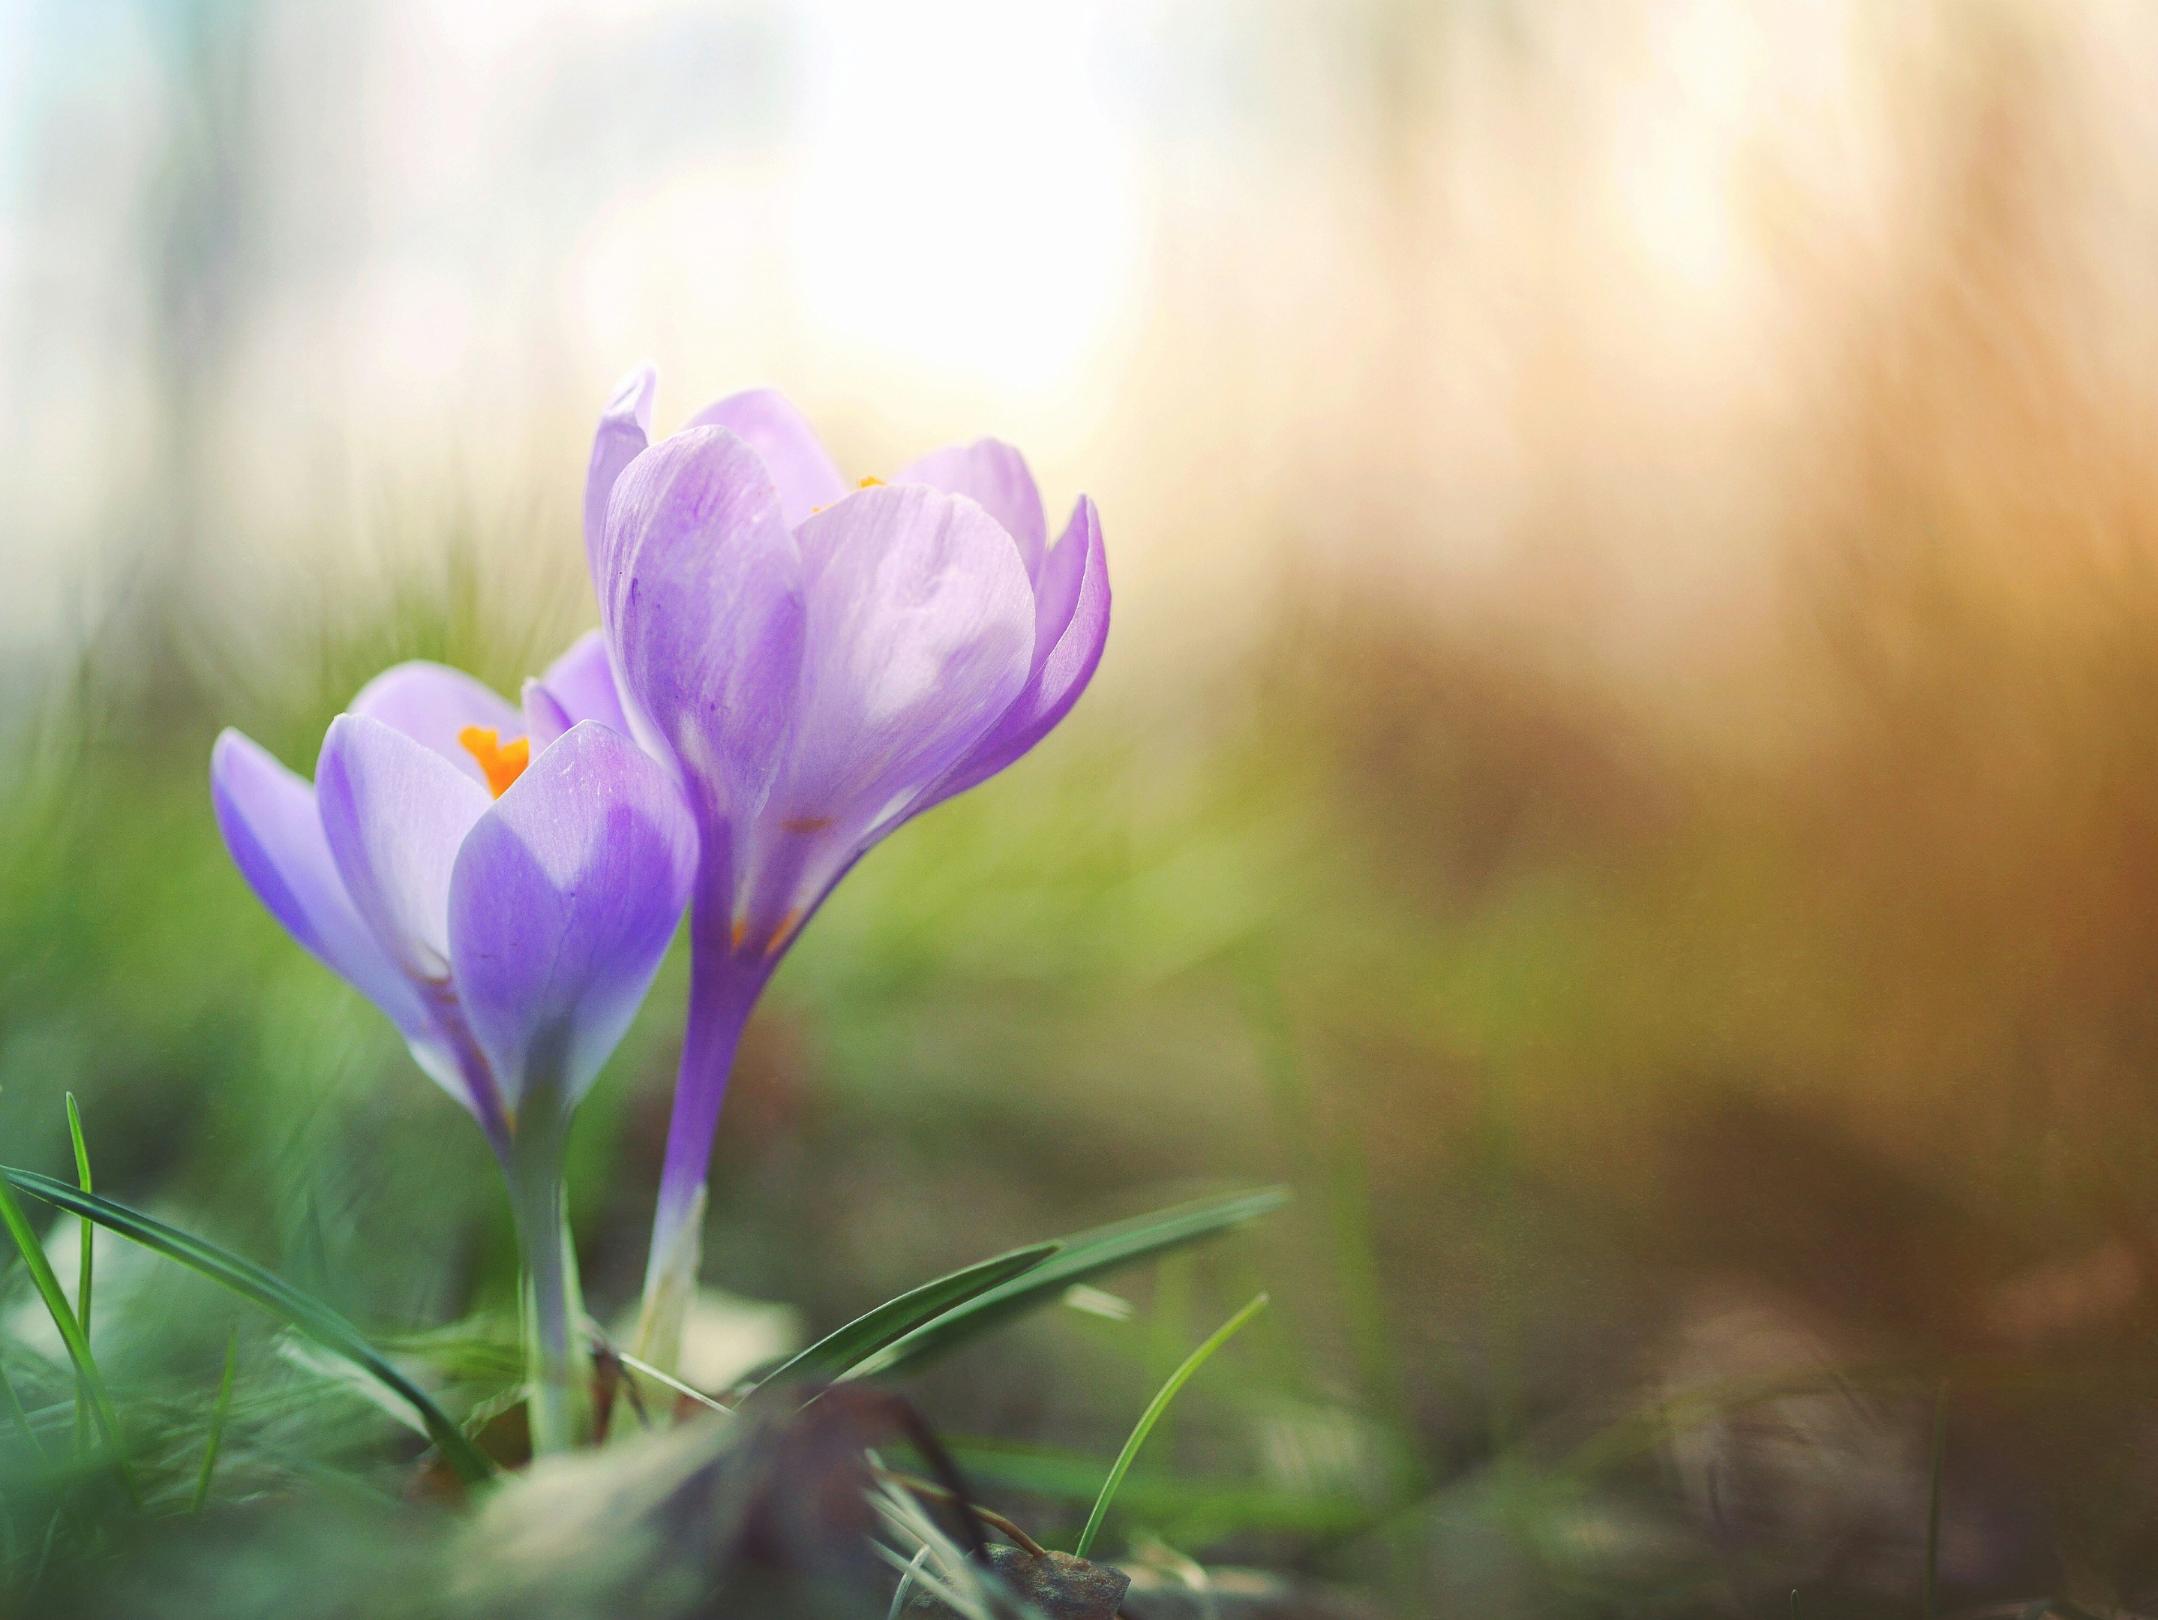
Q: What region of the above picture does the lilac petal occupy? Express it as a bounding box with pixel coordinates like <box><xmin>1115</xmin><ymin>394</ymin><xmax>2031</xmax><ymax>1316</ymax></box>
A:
<box><xmin>210</xmin><ymin>729</ymin><xmax>432</xmax><ymax>1038</ymax></box>
<box><xmin>682</xmin><ymin>388</ymin><xmax>846</xmax><ymax>529</ymax></box>
<box><xmin>781</xmin><ymin>484</ymin><xmax>1035</xmax><ymax>827</ymax></box>
<box><xmin>315</xmin><ymin>714</ymin><xmax>493</xmax><ymax>982</ymax></box>
<box><xmin>522</xmin><ymin>629</ymin><xmax>629</xmax><ymax>751</ymax></box>
<box><xmin>449</xmin><ymin>722</ymin><xmax>697</xmax><ymax>1110</ymax></box>
<box><xmin>599</xmin><ymin>426</ymin><xmax>806</xmax><ymax>896</ymax></box>
<box><xmin>521</xmin><ymin>680</ymin><xmax>573</xmax><ymax>754</ymax></box>
<box><xmin>923</xmin><ymin>494</ymin><xmax>1110</xmax><ymax>809</ymax></box>
<box><xmin>586</xmin><ymin>364</ymin><xmax>656</xmax><ymax>584</ymax></box>
<box><xmin>349</xmin><ymin>662</ymin><xmax>522</xmax><ymax>789</ymax></box>
<box><xmin>895</xmin><ymin>439</ymin><xmax>1047</xmax><ymax>579</ymax></box>
<box><xmin>740</xmin><ymin>484</ymin><xmax>1032</xmax><ymax>937</ymax></box>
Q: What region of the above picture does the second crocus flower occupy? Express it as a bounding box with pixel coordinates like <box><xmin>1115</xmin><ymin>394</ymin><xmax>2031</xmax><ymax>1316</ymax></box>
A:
<box><xmin>577</xmin><ymin>370</ymin><xmax>1110</xmax><ymax>1367</ymax></box>
<box><xmin>212</xmin><ymin>660</ymin><xmax>697</xmax><ymax>1449</ymax></box>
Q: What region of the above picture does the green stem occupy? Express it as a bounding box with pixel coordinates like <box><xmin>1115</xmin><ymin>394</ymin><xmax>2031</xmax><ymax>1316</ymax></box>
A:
<box><xmin>66</xmin><ymin>1094</ymin><xmax>93</xmax><ymax>1459</ymax></box>
<box><xmin>507</xmin><ymin>1106</ymin><xmax>589</xmax><ymax>1455</ymax></box>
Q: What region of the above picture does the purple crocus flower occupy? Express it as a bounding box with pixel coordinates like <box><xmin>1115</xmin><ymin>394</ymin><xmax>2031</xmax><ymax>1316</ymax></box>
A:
<box><xmin>573</xmin><ymin>369</ymin><xmax>1110</xmax><ymax>1365</ymax></box>
<box><xmin>210</xmin><ymin>657</ymin><xmax>697</xmax><ymax>1448</ymax></box>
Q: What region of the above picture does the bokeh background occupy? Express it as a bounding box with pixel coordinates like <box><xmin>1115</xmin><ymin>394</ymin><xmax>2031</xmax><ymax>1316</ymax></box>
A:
<box><xmin>10</xmin><ymin>1</ymin><xmax>2158</xmax><ymax>1613</ymax></box>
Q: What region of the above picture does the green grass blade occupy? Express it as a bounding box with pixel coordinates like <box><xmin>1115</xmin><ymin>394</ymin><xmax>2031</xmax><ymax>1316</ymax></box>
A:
<box><xmin>1</xmin><ymin>1166</ymin><xmax>492</xmax><ymax>1484</ymax></box>
<box><xmin>64</xmin><ymin>1094</ymin><xmax>92</xmax><ymax>1454</ymax></box>
<box><xmin>64</xmin><ymin>1097</ymin><xmax>91</xmax><ymax>1338</ymax></box>
<box><xmin>0</xmin><ymin>1169</ymin><xmax>129</xmax><ymax>1500</ymax></box>
<box><xmin>744</xmin><ymin>1242</ymin><xmax>1059</xmax><ymax>1405</ymax></box>
<box><xmin>0</xmin><ymin>1359</ymin><xmax>43</xmax><ymax>1461</ymax></box>
<box><xmin>189</xmin><ymin>1331</ymin><xmax>239</xmax><ymax>1512</ymax></box>
<box><xmin>611</xmin><ymin>1348</ymin><xmax>730</xmax><ymax>1416</ymax></box>
<box><xmin>861</xmin><ymin>1188</ymin><xmax>1288</xmax><ymax>1379</ymax></box>
<box><xmin>1074</xmin><ymin>1292</ymin><xmax>1268</xmax><ymax>1559</ymax></box>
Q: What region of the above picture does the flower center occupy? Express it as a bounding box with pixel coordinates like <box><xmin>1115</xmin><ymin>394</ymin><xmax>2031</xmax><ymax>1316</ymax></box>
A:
<box><xmin>457</xmin><ymin>726</ymin><xmax>530</xmax><ymax>798</ymax></box>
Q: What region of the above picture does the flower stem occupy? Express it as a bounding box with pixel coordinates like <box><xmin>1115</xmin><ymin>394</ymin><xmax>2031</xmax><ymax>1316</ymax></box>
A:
<box><xmin>508</xmin><ymin>1104</ymin><xmax>589</xmax><ymax>1455</ymax></box>
<box><xmin>636</xmin><ymin>935</ymin><xmax>764</xmax><ymax>1371</ymax></box>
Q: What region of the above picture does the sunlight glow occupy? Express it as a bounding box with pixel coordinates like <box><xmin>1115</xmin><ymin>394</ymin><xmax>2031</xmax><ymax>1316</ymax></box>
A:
<box><xmin>785</xmin><ymin>0</ymin><xmax>1141</xmax><ymax>390</ymax></box>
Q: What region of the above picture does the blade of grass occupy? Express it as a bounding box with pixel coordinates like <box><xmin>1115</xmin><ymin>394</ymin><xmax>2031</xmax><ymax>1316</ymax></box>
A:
<box><xmin>189</xmin><ymin>1331</ymin><xmax>239</xmax><ymax>1512</ymax></box>
<box><xmin>743</xmin><ymin>1242</ymin><xmax>1059</xmax><ymax>1405</ymax></box>
<box><xmin>0</xmin><ymin>1360</ymin><xmax>43</xmax><ymax>1461</ymax></box>
<box><xmin>861</xmin><ymin>1188</ymin><xmax>1288</xmax><ymax>1378</ymax></box>
<box><xmin>64</xmin><ymin>1095</ymin><xmax>91</xmax><ymax>1455</ymax></box>
<box><xmin>1143</xmin><ymin>1252</ymin><xmax>1193</xmax><ymax>1465</ymax></box>
<box><xmin>0</xmin><ymin>1170</ymin><xmax>130</xmax><ymax>1503</ymax></box>
<box><xmin>1</xmin><ymin>1166</ymin><xmax>491</xmax><ymax>1484</ymax></box>
<box><xmin>610</xmin><ymin>1347</ymin><xmax>730</xmax><ymax>1417</ymax></box>
<box><xmin>1074</xmin><ymin>1291</ymin><xmax>1268</xmax><ymax>1559</ymax></box>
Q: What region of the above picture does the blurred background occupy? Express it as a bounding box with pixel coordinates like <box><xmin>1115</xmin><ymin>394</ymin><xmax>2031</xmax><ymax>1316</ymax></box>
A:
<box><xmin>10</xmin><ymin>0</ymin><xmax>2158</xmax><ymax>1613</ymax></box>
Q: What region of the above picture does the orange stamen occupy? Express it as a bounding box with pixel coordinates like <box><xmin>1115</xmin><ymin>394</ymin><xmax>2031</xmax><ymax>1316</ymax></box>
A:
<box><xmin>458</xmin><ymin>726</ymin><xmax>531</xmax><ymax>798</ymax></box>
<box><xmin>811</xmin><ymin>477</ymin><xmax>885</xmax><ymax>517</ymax></box>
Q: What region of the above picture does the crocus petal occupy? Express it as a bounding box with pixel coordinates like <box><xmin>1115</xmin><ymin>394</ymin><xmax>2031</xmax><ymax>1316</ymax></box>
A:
<box><xmin>923</xmin><ymin>494</ymin><xmax>1110</xmax><ymax>808</ymax></box>
<box><xmin>521</xmin><ymin>681</ymin><xmax>573</xmax><ymax>754</ymax></box>
<box><xmin>895</xmin><ymin>439</ymin><xmax>1047</xmax><ymax>579</ymax></box>
<box><xmin>682</xmin><ymin>388</ymin><xmax>846</xmax><ymax>529</ymax></box>
<box><xmin>599</xmin><ymin>426</ymin><xmax>806</xmax><ymax>892</ymax></box>
<box><xmin>315</xmin><ymin>714</ymin><xmax>492</xmax><ymax>982</ymax></box>
<box><xmin>349</xmin><ymin>662</ymin><xmax>522</xmax><ymax>789</ymax></box>
<box><xmin>522</xmin><ymin>629</ymin><xmax>629</xmax><ymax>751</ymax></box>
<box><xmin>586</xmin><ymin>364</ymin><xmax>656</xmax><ymax>583</ymax></box>
<box><xmin>449</xmin><ymin>722</ymin><xmax>697</xmax><ymax>1110</ymax></box>
<box><xmin>742</xmin><ymin>484</ymin><xmax>1033</xmax><ymax>935</ymax></box>
<box><xmin>210</xmin><ymin>729</ymin><xmax>432</xmax><ymax>1038</ymax></box>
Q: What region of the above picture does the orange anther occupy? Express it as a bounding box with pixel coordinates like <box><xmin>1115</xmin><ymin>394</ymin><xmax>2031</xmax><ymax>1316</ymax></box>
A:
<box><xmin>457</xmin><ymin>726</ymin><xmax>530</xmax><ymax>798</ymax></box>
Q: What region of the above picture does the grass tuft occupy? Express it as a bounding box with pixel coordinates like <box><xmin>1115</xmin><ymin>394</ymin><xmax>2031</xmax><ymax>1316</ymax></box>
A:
<box><xmin>0</xmin><ymin>1164</ymin><xmax>491</xmax><ymax>1485</ymax></box>
<box><xmin>0</xmin><ymin>1166</ymin><xmax>130</xmax><ymax>1503</ymax></box>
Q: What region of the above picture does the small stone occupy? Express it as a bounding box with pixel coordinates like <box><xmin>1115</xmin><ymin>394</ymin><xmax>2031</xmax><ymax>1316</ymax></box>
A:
<box><xmin>902</xmin><ymin>1543</ymin><xmax>1131</xmax><ymax>1619</ymax></box>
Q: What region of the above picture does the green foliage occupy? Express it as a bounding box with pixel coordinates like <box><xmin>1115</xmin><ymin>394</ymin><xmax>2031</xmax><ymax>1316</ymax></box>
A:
<box><xmin>0</xmin><ymin>1169</ymin><xmax>129</xmax><ymax>1497</ymax></box>
<box><xmin>744</xmin><ymin>1241</ymin><xmax>1060</xmax><ymax>1403</ymax></box>
<box><xmin>64</xmin><ymin>1092</ymin><xmax>93</xmax><ymax>1456</ymax></box>
<box><xmin>0</xmin><ymin>1167</ymin><xmax>490</xmax><ymax>1484</ymax></box>
<box><xmin>859</xmin><ymin>1188</ymin><xmax>1290</xmax><ymax>1377</ymax></box>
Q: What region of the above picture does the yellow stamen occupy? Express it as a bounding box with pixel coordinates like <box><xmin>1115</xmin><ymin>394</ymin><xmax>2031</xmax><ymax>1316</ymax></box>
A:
<box><xmin>729</xmin><ymin>915</ymin><xmax>750</xmax><ymax>950</ymax></box>
<box><xmin>458</xmin><ymin>726</ymin><xmax>530</xmax><ymax>798</ymax></box>
<box><xmin>810</xmin><ymin>477</ymin><xmax>885</xmax><ymax>517</ymax></box>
